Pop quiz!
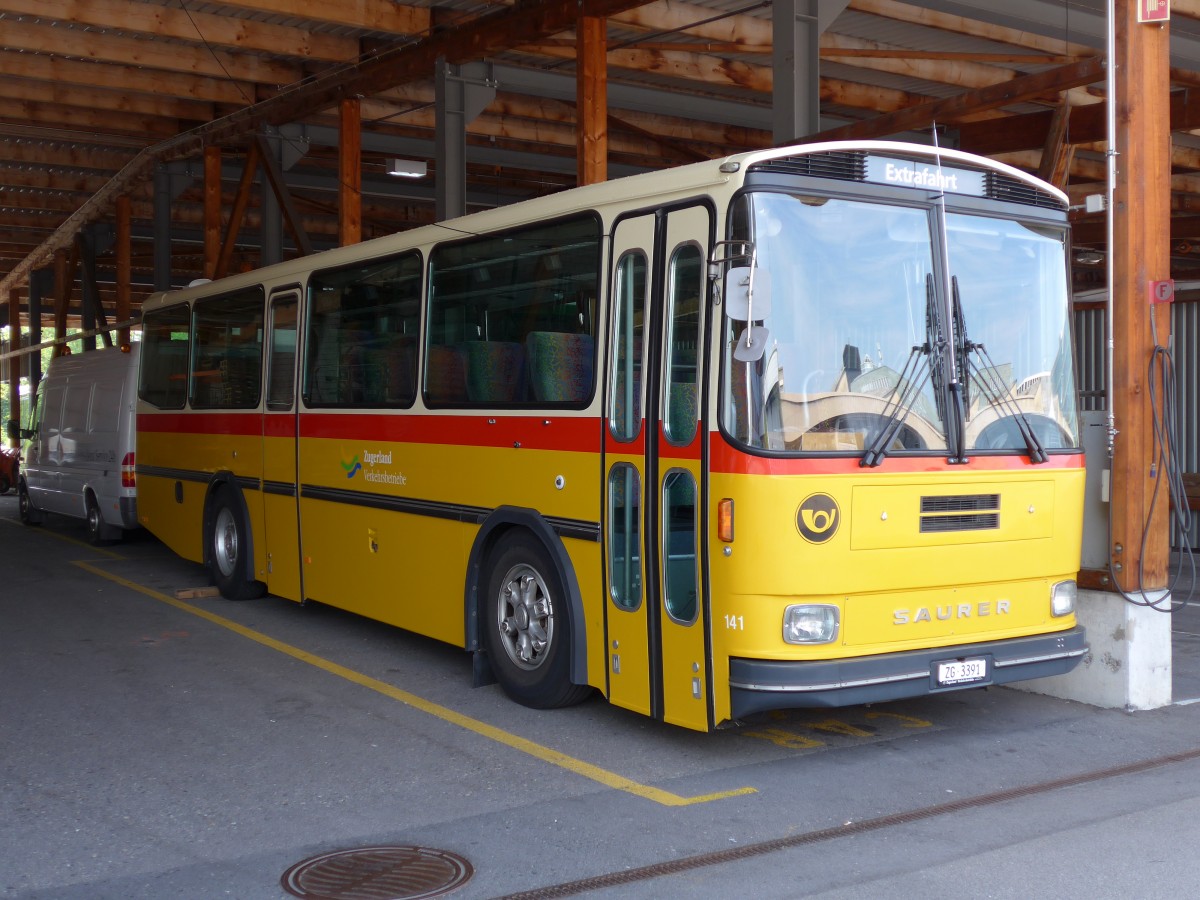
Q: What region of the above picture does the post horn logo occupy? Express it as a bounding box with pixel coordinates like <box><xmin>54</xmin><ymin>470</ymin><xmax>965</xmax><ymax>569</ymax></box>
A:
<box><xmin>797</xmin><ymin>493</ymin><xmax>840</xmax><ymax>543</ymax></box>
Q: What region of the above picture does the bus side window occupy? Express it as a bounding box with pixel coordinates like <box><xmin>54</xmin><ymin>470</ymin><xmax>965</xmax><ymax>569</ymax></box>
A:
<box><xmin>305</xmin><ymin>252</ymin><xmax>422</xmax><ymax>409</ymax></box>
<box><xmin>190</xmin><ymin>287</ymin><xmax>264</xmax><ymax>410</ymax></box>
<box><xmin>664</xmin><ymin>243</ymin><xmax>703</xmax><ymax>444</ymax></box>
<box><xmin>139</xmin><ymin>307</ymin><xmax>190</xmax><ymax>410</ymax></box>
<box><xmin>426</xmin><ymin>214</ymin><xmax>601</xmax><ymax>408</ymax></box>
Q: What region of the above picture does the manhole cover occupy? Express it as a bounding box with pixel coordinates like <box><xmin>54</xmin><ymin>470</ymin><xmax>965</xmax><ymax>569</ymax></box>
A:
<box><xmin>281</xmin><ymin>845</ymin><xmax>474</xmax><ymax>900</ymax></box>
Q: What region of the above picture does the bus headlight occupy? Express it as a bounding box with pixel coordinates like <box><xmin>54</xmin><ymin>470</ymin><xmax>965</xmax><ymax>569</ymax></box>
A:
<box><xmin>783</xmin><ymin>604</ymin><xmax>839</xmax><ymax>644</ymax></box>
<box><xmin>1051</xmin><ymin>580</ymin><xmax>1077</xmax><ymax>617</ymax></box>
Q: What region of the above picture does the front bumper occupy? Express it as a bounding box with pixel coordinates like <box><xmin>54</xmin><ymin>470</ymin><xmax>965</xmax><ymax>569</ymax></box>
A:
<box><xmin>729</xmin><ymin>625</ymin><xmax>1087</xmax><ymax>718</ymax></box>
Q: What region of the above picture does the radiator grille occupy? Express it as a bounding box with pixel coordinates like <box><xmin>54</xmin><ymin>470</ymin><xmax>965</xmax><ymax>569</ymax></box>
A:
<box><xmin>920</xmin><ymin>493</ymin><xmax>1000</xmax><ymax>533</ymax></box>
<box><xmin>921</xmin><ymin>494</ymin><xmax>1000</xmax><ymax>513</ymax></box>
<box><xmin>920</xmin><ymin>513</ymin><xmax>1000</xmax><ymax>533</ymax></box>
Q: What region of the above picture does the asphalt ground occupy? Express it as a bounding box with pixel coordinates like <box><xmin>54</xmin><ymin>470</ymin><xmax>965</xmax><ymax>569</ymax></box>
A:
<box><xmin>4</xmin><ymin>493</ymin><xmax>1200</xmax><ymax>899</ymax></box>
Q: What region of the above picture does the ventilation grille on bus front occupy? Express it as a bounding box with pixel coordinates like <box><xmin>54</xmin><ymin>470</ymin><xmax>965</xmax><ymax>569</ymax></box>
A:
<box><xmin>746</xmin><ymin>151</ymin><xmax>868</xmax><ymax>181</ymax></box>
<box><xmin>985</xmin><ymin>172</ymin><xmax>1063</xmax><ymax>210</ymax></box>
<box><xmin>919</xmin><ymin>493</ymin><xmax>1000</xmax><ymax>533</ymax></box>
<box><xmin>747</xmin><ymin>153</ymin><xmax>1064</xmax><ymax>211</ymax></box>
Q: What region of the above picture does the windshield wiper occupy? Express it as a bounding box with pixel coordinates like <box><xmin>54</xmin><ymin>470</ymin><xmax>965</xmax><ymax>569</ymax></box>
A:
<box><xmin>952</xmin><ymin>276</ymin><xmax>1047</xmax><ymax>464</ymax></box>
<box><xmin>860</xmin><ymin>275</ymin><xmax>941</xmax><ymax>467</ymax></box>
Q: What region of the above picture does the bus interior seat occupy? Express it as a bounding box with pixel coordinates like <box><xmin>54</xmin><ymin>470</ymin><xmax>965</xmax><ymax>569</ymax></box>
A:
<box><xmin>363</xmin><ymin>334</ymin><xmax>417</xmax><ymax>404</ymax></box>
<box><xmin>463</xmin><ymin>341</ymin><xmax>525</xmax><ymax>403</ymax></box>
<box><xmin>425</xmin><ymin>344</ymin><xmax>468</xmax><ymax>403</ymax></box>
<box><xmin>267</xmin><ymin>352</ymin><xmax>295</xmax><ymax>407</ymax></box>
<box><xmin>667</xmin><ymin>382</ymin><xmax>699</xmax><ymax>442</ymax></box>
<box><xmin>526</xmin><ymin>332</ymin><xmax>594</xmax><ymax>403</ymax></box>
<box><xmin>611</xmin><ymin>378</ymin><xmax>639</xmax><ymax>432</ymax></box>
<box><xmin>385</xmin><ymin>335</ymin><xmax>418</xmax><ymax>403</ymax></box>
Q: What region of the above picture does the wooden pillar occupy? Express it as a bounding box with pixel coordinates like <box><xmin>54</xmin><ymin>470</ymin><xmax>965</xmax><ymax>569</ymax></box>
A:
<box><xmin>204</xmin><ymin>145</ymin><xmax>222</xmax><ymax>280</ymax></box>
<box><xmin>53</xmin><ymin>247</ymin><xmax>70</xmax><ymax>357</ymax></box>
<box><xmin>339</xmin><ymin>98</ymin><xmax>362</xmax><ymax>246</ymax></box>
<box><xmin>1110</xmin><ymin>1</ymin><xmax>1172</xmax><ymax>591</ymax></box>
<box><xmin>6</xmin><ymin>288</ymin><xmax>19</xmax><ymax>445</ymax></box>
<box><xmin>116</xmin><ymin>195</ymin><xmax>132</xmax><ymax>347</ymax></box>
<box><xmin>576</xmin><ymin>15</ymin><xmax>608</xmax><ymax>186</ymax></box>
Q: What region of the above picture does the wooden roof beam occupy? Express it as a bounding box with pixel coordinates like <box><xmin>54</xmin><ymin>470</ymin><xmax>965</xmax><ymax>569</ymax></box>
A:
<box><xmin>0</xmin><ymin>0</ymin><xmax>658</xmax><ymax>296</ymax></box>
<box><xmin>959</xmin><ymin>89</ymin><xmax>1200</xmax><ymax>155</ymax></box>
<box><xmin>0</xmin><ymin>0</ymin><xmax>361</xmax><ymax>63</ymax></box>
<box><xmin>0</xmin><ymin>49</ymin><xmax>256</xmax><ymax>107</ymax></box>
<box><xmin>795</xmin><ymin>56</ymin><xmax>1106</xmax><ymax>145</ymax></box>
<box><xmin>197</xmin><ymin>0</ymin><xmax>430</xmax><ymax>35</ymax></box>
<box><xmin>0</xmin><ymin>19</ymin><xmax>302</xmax><ymax>85</ymax></box>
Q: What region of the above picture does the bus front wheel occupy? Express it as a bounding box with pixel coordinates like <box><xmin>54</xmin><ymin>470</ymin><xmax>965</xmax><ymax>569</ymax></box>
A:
<box><xmin>208</xmin><ymin>488</ymin><xmax>265</xmax><ymax>601</ymax></box>
<box><xmin>483</xmin><ymin>533</ymin><xmax>590</xmax><ymax>710</ymax></box>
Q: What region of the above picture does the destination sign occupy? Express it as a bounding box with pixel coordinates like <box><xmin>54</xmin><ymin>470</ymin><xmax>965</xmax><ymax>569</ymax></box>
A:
<box><xmin>866</xmin><ymin>156</ymin><xmax>986</xmax><ymax>198</ymax></box>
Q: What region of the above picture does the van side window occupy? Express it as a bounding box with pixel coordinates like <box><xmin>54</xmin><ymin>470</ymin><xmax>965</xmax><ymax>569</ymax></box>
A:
<box><xmin>89</xmin><ymin>383</ymin><xmax>122</xmax><ymax>434</ymax></box>
<box><xmin>139</xmin><ymin>306</ymin><xmax>190</xmax><ymax>410</ymax></box>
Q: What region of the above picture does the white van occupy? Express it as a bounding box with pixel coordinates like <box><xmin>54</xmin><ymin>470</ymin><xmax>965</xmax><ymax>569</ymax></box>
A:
<box><xmin>15</xmin><ymin>344</ymin><xmax>140</xmax><ymax>543</ymax></box>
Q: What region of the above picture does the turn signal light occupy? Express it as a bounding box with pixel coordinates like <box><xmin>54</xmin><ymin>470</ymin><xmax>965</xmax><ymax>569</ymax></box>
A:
<box><xmin>718</xmin><ymin>498</ymin><xmax>734</xmax><ymax>542</ymax></box>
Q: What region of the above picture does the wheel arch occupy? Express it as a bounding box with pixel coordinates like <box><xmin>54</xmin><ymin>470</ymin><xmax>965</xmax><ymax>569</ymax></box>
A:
<box><xmin>465</xmin><ymin>505</ymin><xmax>589</xmax><ymax>686</ymax></box>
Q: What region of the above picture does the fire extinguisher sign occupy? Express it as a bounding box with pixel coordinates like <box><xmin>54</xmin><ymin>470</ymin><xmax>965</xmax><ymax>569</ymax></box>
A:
<box><xmin>1138</xmin><ymin>0</ymin><xmax>1170</xmax><ymax>22</ymax></box>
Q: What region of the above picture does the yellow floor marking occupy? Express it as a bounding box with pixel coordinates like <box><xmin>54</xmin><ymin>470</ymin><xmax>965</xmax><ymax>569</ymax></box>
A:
<box><xmin>1</xmin><ymin>517</ymin><xmax>126</xmax><ymax>558</ymax></box>
<box><xmin>808</xmin><ymin>718</ymin><xmax>874</xmax><ymax>738</ymax></box>
<box><xmin>740</xmin><ymin>727</ymin><xmax>825</xmax><ymax>750</ymax></box>
<box><xmin>74</xmin><ymin>559</ymin><xmax>755</xmax><ymax>807</ymax></box>
<box><xmin>865</xmin><ymin>711</ymin><xmax>933</xmax><ymax>729</ymax></box>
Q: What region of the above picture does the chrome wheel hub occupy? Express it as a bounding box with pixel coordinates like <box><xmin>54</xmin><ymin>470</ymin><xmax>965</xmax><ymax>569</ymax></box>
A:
<box><xmin>497</xmin><ymin>565</ymin><xmax>553</xmax><ymax>671</ymax></box>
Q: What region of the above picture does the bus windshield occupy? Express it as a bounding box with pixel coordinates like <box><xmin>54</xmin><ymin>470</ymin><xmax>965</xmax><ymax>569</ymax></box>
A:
<box><xmin>722</xmin><ymin>190</ymin><xmax>1080</xmax><ymax>457</ymax></box>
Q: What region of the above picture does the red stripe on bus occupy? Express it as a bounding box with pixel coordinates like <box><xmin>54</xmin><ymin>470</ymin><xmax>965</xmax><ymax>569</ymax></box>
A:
<box><xmin>138</xmin><ymin>411</ymin><xmax>263</xmax><ymax>436</ymax></box>
<box><xmin>708</xmin><ymin>434</ymin><xmax>1085</xmax><ymax>475</ymax></box>
<box><xmin>264</xmin><ymin>415</ymin><xmax>297</xmax><ymax>438</ymax></box>
<box><xmin>298</xmin><ymin>412</ymin><xmax>601</xmax><ymax>452</ymax></box>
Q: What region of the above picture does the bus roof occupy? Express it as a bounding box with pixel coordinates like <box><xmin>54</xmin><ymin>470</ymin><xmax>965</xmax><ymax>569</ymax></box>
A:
<box><xmin>143</xmin><ymin>140</ymin><xmax>1065</xmax><ymax>314</ymax></box>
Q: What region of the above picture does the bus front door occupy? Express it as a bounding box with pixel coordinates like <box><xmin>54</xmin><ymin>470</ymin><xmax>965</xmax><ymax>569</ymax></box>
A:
<box><xmin>605</xmin><ymin>206</ymin><xmax>711</xmax><ymax>731</ymax></box>
<box><xmin>261</xmin><ymin>290</ymin><xmax>303</xmax><ymax>603</ymax></box>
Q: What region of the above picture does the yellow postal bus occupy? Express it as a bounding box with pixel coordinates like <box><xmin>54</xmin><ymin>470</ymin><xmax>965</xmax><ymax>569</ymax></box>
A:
<box><xmin>136</xmin><ymin>141</ymin><xmax>1086</xmax><ymax>732</ymax></box>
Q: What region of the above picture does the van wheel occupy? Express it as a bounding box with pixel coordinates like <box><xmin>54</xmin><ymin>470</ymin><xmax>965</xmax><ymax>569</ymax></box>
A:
<box><xmin>0</xmin><ymin>474</ymin><xmax>9</xmax><ymax>495</ymax></box>
<box><xmin>86</xmin><ymin>494</ymin><xmax>121</xmax><ymax>544</ymax></box>
<box><xmin>483</xmin><ymin>533</ymin><xmax>591</xmax><ymax>709</ymax></box>
<box><xmin>208</xmin><ymin>488</ymin><xmax>265</xmax><ymax>601</ymax></box>
<box><xmin>18</xmin><ymin>480</ymin><xmax>42</xmax><ymax>526</ymax></box>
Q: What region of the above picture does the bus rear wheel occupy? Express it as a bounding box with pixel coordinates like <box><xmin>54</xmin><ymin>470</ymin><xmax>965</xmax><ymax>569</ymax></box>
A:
<box><xmin>483</xmin><ymin>534</ymin><xmax>590</xmax><ymax>710</ymax></box>
<box><xmin>208</xmin><ymin>488</ymin><xmax>265</xmax><ymax>601</ymax></box>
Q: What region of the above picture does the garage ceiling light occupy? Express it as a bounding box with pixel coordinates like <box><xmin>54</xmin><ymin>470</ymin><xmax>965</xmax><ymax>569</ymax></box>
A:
<box><xmin>387</xmin><ymin>159</ymin><xmax>427</xmax><ymax>178</ymax></box>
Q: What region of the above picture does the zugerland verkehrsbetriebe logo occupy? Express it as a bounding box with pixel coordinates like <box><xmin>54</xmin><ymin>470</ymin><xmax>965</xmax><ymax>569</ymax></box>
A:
<box><xmin>341</xmin><ymin>449</ymin><xmax>407</xmax><ymax>485</ymax></box>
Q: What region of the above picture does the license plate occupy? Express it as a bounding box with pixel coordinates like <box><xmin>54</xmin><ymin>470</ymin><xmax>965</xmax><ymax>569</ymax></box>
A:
<box><xmin>936</xmin><ymin>657</ymin><xmax>988</xmax><ymax>686</ymax></box>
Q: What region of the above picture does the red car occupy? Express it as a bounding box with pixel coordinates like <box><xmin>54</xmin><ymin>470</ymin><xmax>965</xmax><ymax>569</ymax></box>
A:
<box><xmin>0</xmin><ymin>443</ymin><xmax>18</xmax><ymax>495</ymax></box>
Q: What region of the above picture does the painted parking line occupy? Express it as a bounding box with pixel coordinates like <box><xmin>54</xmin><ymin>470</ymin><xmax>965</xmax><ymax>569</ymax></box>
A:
<box><xmin>0</xmin><ymin>516</ymin><xmax>126</xmax><ymax>558</ymax></box>
<box><xmin>73</xmin><ymin>558</ymin><xmax>756</xmax><ymax>808</ymax></box>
